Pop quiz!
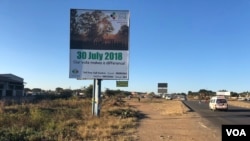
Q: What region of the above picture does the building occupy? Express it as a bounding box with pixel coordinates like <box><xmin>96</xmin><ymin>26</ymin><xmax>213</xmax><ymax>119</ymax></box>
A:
<box><xmin>0</xmin><ymin>74</ymin><xmax>24</xmax><ymax>97</ymax></box>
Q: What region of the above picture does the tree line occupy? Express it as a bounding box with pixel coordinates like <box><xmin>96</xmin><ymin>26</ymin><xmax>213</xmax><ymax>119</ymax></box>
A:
<box><xmin>24</xmin><ymin>85</ymin><xmax>132</xmax><ymax>99</ymax></box>
<box><xmin>188</xmin><ymin>89</ymin><xmax>246</xmax><ymax>97</ymax></box>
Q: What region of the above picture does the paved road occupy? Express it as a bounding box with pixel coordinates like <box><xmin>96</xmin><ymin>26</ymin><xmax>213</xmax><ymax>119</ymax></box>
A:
<box><xmin>183</xmin><ymin>100</ymin><xmax>250</xmax><ymax>127</ymax></box>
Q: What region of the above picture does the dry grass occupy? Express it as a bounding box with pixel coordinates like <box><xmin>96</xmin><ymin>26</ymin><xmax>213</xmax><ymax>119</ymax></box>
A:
<box><xmin>136</xmin><ymin>98</ymin><xmax>190</xmax><ymax>116</ymax></box>
<box><xmin>151</xmin><ymin>100</ymin><xmax>190</xmax><ymax>115</ymax></box>
<box><xmin>0</xmin><ymin>101</ymin><xmax>4</xmax><ymax>113</ymax></box>
<box><xmin>85</xmin><ymin>98</ymin><xmax>138</xmax><ymax>140</ymax></box>
<box><xmin>0</xmin><ymin>97</ymin><xmax>138</xmax><ymax>141</ymax></box>
<box><xmin>228</xmin><ymin>100</ymin><xmax>250</xmax><ymax>108</ymax></box>
<box><xmin>77</xmin><ymin>116</ymin><xmax>137</xmax><ymax>140</ymax></box>
<box><xmin>128</xmin><ymin>98</ymin><xmax>190</xmax><ymax>116</ymax></box>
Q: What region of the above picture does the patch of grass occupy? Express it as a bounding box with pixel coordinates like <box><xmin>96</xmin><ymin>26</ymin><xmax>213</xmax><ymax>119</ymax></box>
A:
<box><xmin>108</xmin><ymin>108</ymin><xmax>139</xmax><ymax>118</ymax></box>
<box><xmin>0</xmin><ymin>97</ymin><xmax>138</xmax><ymax>141</ymax></box>
<box><xmin>0</xmin><ymin>101</ymin><xmax>5</xmax><ymax>113</ymax></box>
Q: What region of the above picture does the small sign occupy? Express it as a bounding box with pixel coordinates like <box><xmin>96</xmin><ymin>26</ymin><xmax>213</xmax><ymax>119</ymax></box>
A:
<box><xmin>116</xmin><ymin>81</ymin><xmax>128</xmax><ymax>87</ymax></box>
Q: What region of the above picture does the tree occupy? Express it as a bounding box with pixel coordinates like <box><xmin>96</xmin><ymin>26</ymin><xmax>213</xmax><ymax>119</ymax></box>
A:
<box><xmin>231</xmin><ymin>92</ymin><xmax>239</xmax><ymax>97</ymax></box>
<box><xmin>84</xmin><ymin>85</ymin><xmax>93</xmax><ymax>98</ymax></box>
<box><xmin>70</xmin><ymin>9</ymin><xmax>79</xmax><ymax>37</ymax></box>
<box><xmin>180</xmin><ymin>93</ymin><xmax>187</xmax><ymax>96</ymax></box>
<box><xmin>97</xmin><ymin>17</ymin><xmax>114</xmax><ymax>36</ymax></box>
<box><xmin>116</xmin><ymin>25</ymin><xmax>129</xmax><ymax>41</ymax></box>
<box><xmin>24</xmin><ymin>88</ymin><xmax>31</xmax><ymax>92</ymax></box>
<box><xmin>188</xmin><ymin>91</ymin><xmax>192</xmax><ymax>95</ymax></box>
<box><xmin>78</xmin><ymin>10</ymin><xmax>114</xmax><ymax>40</ymax></box>
<box><xmin>188</xmin><ymin>91</ymin><xmax>199</xmax><ymax>96</ymax></box>
<box><xmin>55</xmin><ymin>87</ymin><xmax>64</xmax><ymax>93</ymax></box>
<box><xmin>60</xmin><ymin>89</ymin><xmax>73</xmax><ymax>99</ymax></box>
<box><xmin>105</xmin><ymin>88</ymin><xmax>117</xmax><ymax>97</ymax></box>
<box><xmin>32</xmin><ymin>88</ymin><xmax>42</xmax><ymax>93</ymax></box>
<box><xmin>149</xmin><ymin>92</ymin><xmax>155</xmax><ymax>95</ymax></box>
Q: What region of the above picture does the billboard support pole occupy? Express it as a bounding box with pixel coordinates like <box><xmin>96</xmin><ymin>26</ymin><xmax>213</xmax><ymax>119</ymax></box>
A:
<box><xmin>92</xmin><ymin>80</ymin><xmax>95</xmax><ymax>115</ymax></box>
<box><xmin>92</xmin><ymin>79</ymin><xmax>102</xmax><ymax>116</ymax></box>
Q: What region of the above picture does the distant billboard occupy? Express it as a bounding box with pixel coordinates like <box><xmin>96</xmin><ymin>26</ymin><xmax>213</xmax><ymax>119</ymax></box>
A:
<box><xmin>216</xmin><ymin>91</ymin><xmax>231</xmax><ymax>96</ymax></box>
<box><xmin>158</xmin><ymin>88</ymin><xmax>167</xmax><ymax>93</ymax></box>
<box><xmin>158</xmin><ymin>83</ymin><xmax>168</xmax><ymax>93</ymax></box>
<box><xmin>116</xmin><ymin>81</ymin><xmax>128</xmax><ymax>87</ymax></box>
<box><xmin>69</xmin><ymin>9</ymin><xmax>130</xmax><ymax>80</ymax></box>
<box><xmin>158</xmin><ymin>83</ymin><xmax>168</xmax><ymax>88</ymax></box>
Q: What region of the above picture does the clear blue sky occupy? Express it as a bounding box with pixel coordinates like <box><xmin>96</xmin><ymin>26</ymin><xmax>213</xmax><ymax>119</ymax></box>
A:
<box><xmin>1</xmin><ymin>0</ymin><xmax>250</xmax><ymax>93</ymax></box>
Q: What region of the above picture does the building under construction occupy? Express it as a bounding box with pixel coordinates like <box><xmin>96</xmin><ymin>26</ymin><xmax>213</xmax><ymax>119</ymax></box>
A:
<box><xmin>0</xmin><ymin>74</ymin><xmax>24</xmax><ymax>97</ymax></box>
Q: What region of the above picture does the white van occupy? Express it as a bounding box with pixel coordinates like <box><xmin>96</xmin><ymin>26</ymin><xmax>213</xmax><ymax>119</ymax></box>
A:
<box><xmin>209</xmin><ymin>96</ymin><xmax>228</xmax><ymax>111</ymax></box>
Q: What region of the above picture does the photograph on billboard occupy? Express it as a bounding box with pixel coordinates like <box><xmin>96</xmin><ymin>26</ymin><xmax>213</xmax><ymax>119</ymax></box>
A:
<box><xmin>69</xmin><ymin>9</ymin><xmax>130</xmax><ymax>80</ymax></box>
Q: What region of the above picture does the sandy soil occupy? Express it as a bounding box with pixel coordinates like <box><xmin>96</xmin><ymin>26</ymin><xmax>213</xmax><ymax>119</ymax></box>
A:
<box><xmin>126</xmin><ymin>98</ymin><xmax>221</xmax><ymax>141</ymax></box>
<box><xmin>228</xmin><ymin>100</ymin><xmax>250</xmax><ymax>108</ymax></box>
<box><xmin>126</xmin><ymin>99</ymin><xmax>250</xmax><ymax>141</ymax></box>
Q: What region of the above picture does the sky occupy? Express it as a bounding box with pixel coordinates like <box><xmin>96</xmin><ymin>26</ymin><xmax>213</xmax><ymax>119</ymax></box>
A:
<box><xmin>1</xmin><ymin>0</ymin><xmax>250</xmax><ymax>94</ymax></box>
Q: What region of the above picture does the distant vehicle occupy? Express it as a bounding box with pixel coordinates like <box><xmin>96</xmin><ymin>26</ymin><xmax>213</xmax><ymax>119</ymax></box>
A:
<box><xmin>165</xmin><ymin>96</ymin><xmax>172</xmax><ymax>100</ymax></box>
<box><xmin>180</xmin><ymin>97</ymin><xmax>186</xmax><ymax>101</ymax></box>
<box><xmin>238</xmin><ymin>97</ymin><xmax>247</xmax><ymax>101</ymax></box>
<box><xmin>209</xmin><ymin>96</ymin><xmax>228</xmax><ymax>111</ymax></box>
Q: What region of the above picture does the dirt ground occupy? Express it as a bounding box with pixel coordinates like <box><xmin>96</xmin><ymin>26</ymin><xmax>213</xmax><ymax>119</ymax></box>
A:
<box><xmin>127</xmin><ymin>98</ymin><xmax>220</xmax><ymax>141</ymax></box>
<box><xmin>126</xmin><ymin>98</ymin><xmax>250</xmax><ymax>141</ymax></box>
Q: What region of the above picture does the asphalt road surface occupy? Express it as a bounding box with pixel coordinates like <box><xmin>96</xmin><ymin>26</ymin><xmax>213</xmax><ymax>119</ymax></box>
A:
<box><xmin>183</xmin><ymin>100</ymin><xmax>250</xmax><ymax>128</ymax></box>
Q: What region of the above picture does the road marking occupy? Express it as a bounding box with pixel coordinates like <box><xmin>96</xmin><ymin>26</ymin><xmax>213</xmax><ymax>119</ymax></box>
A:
<box><xmin>199</xmin><ymin>121</ymin><xmax>208</xmax><ymax>129</ymax></box>
<box><xmin>199</xmin><ymin>122</ymin><xmax>221</xmax><ymax>138</ymax></box>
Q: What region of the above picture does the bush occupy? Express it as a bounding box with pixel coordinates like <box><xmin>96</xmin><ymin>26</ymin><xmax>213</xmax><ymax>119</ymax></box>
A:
<box><xmin>109</xmin><ymin>108</ymin><xmax>139</xmax><ymax>118</ymax></box>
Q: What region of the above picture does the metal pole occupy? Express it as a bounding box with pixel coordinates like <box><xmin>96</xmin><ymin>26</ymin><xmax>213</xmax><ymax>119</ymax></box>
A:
<box><xmin>93</xmin><ymin>79</ymin><xmax>102</xmax><ymax>116</ymax></box>
<box><xmin>92</xmin><ymin>79</ymin><xmax>96</xmax><ymax>115</ymax></box>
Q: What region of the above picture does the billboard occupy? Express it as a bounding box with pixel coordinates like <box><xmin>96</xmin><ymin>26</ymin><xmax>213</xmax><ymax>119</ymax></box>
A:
<box><xmin>158</xmin><ymin>83</ymin><xmax>168</xmax><ymax>94</ymax></box>
<box><xmin>158</xmin><ymin>83</ymin><xmax>168</xmax><ymax>88</ymax></box>
<box><xmin>69</xmin><ymin>9</ymin><xmax>130</xmax><ymax>80</ymax></box>
<box><xmin>158</xmin><ymin>88</ymin><xmax>167</xmax><ymax>93</ymax></box>
<box><xmin>116</xmin><ymin>81</ymin><xmax>128</xmax><ymax>87</ymax></box>
<box><xmin>216</xmin><ymin>91</ymin><xmax>231</xmax><ymax>96</ymax></box>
